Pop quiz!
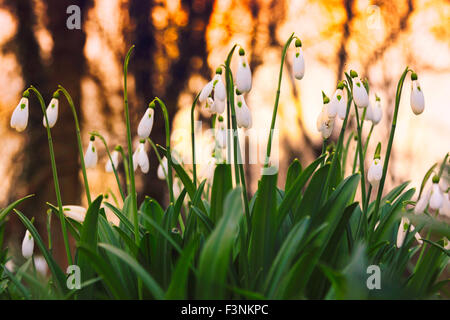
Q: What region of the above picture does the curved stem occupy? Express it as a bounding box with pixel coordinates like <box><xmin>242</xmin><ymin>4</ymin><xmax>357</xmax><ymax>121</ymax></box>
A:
<box><xmin>57</xmin><ymin>85</ymin><xmax>92</xmax><ymax>205</ymax></box>
<box><xmin>354</xmin><ymin>103</ymin><xmax>367</xmax><ymax>213</ymax></box>
<box><xmin>123</xmin><ymin>45</ymin><xmax>139</xmax><ymax>245</ymax></box>
<box><xmin>265</xmin><ymin>32</ymin><xmax>296</xmax><ymax>166</ymax></box>
<box><xmin>373</xmin><ymin>67</ymin><xmax>411</xmax><ymax>219</ymax></box>
<box><xmin>153</xmin><ymin>97</ymin><xmax>174</xmax><ymax>203</ymax></box>
<box><xmin>27</xmin><ymin>86</ymin><xmax>73</xmax><ymax>266</ymax></box>
<box><xmin>190</xmin><ymin>93</ymin><xmax>200</xmax><ymax>187</ymax></box>
<box><xmin>90</xmin><ymin>131</ymin><xmax>125</xmax><ymax>201</ymax></box>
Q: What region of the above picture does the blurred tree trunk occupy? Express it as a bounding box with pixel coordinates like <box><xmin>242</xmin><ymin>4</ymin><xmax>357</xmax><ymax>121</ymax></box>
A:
<box><xmin>128</xmin><ymin>0</ymin><xmax>213</xmax><ymax>205</ymax></box>
<box><xmin>5</xmin><ymin>0</ymin><xmax>91</xmax><ymax>267</ymax></box>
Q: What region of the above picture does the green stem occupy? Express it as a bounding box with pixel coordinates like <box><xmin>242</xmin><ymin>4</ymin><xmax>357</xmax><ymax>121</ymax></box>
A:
<box><xmin>27</xmin><ymin>86</ymin><xmax>73</xmax><ymax>266</ymax></box>
<box><xmin>123</xmin><ymin>45</ymin><xmax>139</xmax><ymax>245</ymax></box>
<box><xmin>116</xmin><ymin>145</ymin><xmax>130</xmax><ymax>194</ymax></box>
<box><xmin>90</xmin><ymin>131</ymin><xmax>125</xmax><ymax>201</ymax></box>
<box><xmin>153</xmin><ymin>97</ymin><xmax>174</xmax><ymax>204</ymax></box>
<box><xmin>57</xmin><ymin>86</ymin><xmax>92</xmax><ymax>206</ymax></box>
<box><xmin>373</xmin><ymin>67</ymin><xmax>411</xmax><ymax>220</ymax></box>
<box><xmin>354</xmin><ymin>103</ymin><xmax>367</xmax><ymax>213</ymax></box>
<box><xmin>363</xmin><ymin>123</ymin><xmax>375</xmax><ymax>159</ymax></box>
<box><xmin>265</xmin><ymin>33</ymin><xmax>296</xmax><ymax>167</ymax></box>
<box><xmin>146</xmin><ymin>138</ymin><xmax>171</xmax><ymax>194</ymax></box>
<box><xmin>190</xmin><ymin>93</ymin><xmax>200</xmax><ymax>187</ymax></box>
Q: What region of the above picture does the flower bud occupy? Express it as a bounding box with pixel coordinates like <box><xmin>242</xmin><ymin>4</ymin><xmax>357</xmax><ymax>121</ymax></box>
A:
<box><xmin>157</xmin><ymin>156</ymin><xmax>168</xmax><ymax>180</ymax></box>
<box><xmin>84</xmin><ymin>137</ymin><xmax>98</xmax><ymax>169</ymax></box>
<box><xmin>137</xmin><ymin>107</ymin><xmax>155</xmax><ymax>138</ymax></box>
<box><xmin>43</xmin><ymin>97</ymin><xmax>59</xmax><ymax>128</ymax></box>
<box><xmin>236</xmin><ymin>50</ymin><xmax>252</xmax><ymax>93</ymax></box>
<box><xmin>410</xmin><ymin>77</ymin><xmax>424</xmax><ymax>115</ymax></box>
<box><xmin>105</xmin><ymin>150</ymin><xmax>120</xmax><ymax>173</ymax></box>
<box><xmin>22</xmin><ymin>230</ymin><xmax>34</xmax><ymax>259</ymax></box>
<box><xmin>10</xmin><ymin>96</ymin><xmax>29</xmax><ymax>132</ymax></box>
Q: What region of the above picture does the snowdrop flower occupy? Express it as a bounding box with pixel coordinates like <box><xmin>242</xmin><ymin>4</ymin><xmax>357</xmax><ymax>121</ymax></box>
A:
<box><xmin>235</xmin><ymin>90</ymin><xmax>252</xmax><ymax>129</ymax></box>
<box><xmin>367</xmin><ymin>143</ymin><xmax>383</xmax><ymax>188</ymax></box>
<box><xmin>137</xmin><ymin>103</ymin><xmax>155</xmax><ymax>138</ymax></box>
<box><xmin>34</xmin><ymin>256</ymin><xmax>48</xmax><ymax>276</ymax></box>
<box><xmin>441</xmin><ymin>191</ymin><xmax>450</xmax><ymax>217</ymax></box>
<box><xmin>22</xmin><ymin>230</ymin><xmax>34</xmax><ymax>259</ymax></box>
<box><xmin>328</xmin><ymin>82</ymin><xmax>346</xmax><ymax>119</ymax></box>
<box><xmin>316</xmin><ymin>92</ymin><xmax>334</xmax><ymax>139</ymax></box>
<box><xmin>63</xmin><ymin>205</ymin><xmax>87</xmax><ymax>222</ymax></box>
<box><xmin>5</xmin><ymin>260</ymin><xmax>15</xmax><ymax>272</ymax></box>
<box><xmin>236</xmin><ymin>48</ymin><xmax>252</xmax><ymax>93</ymax></box>
<box><xmin>367</xmin><ymin>95</ymin><xmax>382</xmax><ymax>125</ymax></box>
<box><xmin>43</xmin><ymin>92</ymin><xmax>59</xmax><ymax>128</ymax></box>
<box><xmin>396</xmin><ymin>217</ymin><xmax>422</xmax><ymax>248</ymax></box>
<box><xmin>410</xmin><ymin>72</ymin><xmax>424</xmax><ymax>115</ymax></box>
<box><xmin>199</xmin><ymin>80</ymin><xmax>214</xmax><ymax>103</ymax></box>
<box><xmin>157</xmin><ymin>156</ymin><xmax>168</xmax><ymax>180</ymax></box>
<box><xmin>200</xmin><ymin>155</ymin><xmax>217</xmax><ymax>183</ymax></box>
<box><xmin>415</xmin><ymin>175</ymin><xmax>444</xmax><ymax>213</ymax></box>
<box><xmin>10</xmin><ymin>92</ymin><xmax>30</xmax><ymax>132</ymax></box>
<box><xmin>215</xmin><ymin>116</ymin><xmax>227</xmax><ymax>149</ymax></box>
<box><xmin>293</xmin><ymin>39</ymin><xmax>305</xmax><ymax>80</ymax></box>
<box><xmin>105</xmin><ymin>150</ymin><xmax>120</xmax><ymax>173</ymax></box>
<box><xmin>199</xmin><ymin>68</ymin><xmax>226</xmax><ymax>114</ymax></box>
<box><xmin>213</xmin><ymin>69</ymin><xmax>226</xmax><ymax>101</ymax></box>
<box><xmin>84</xmin><ymin>136</ymin><xmax>98</xmax><ymax>169</ymax></box>
<box><xmin>350</xmin><ymin>70</ymin><xmax>369</xmax><ymax>108</ymax></box>
<box><xmin>133</xmin><ymin>140</ymin><xmax>149</xmax><ymax>173</ymax></box>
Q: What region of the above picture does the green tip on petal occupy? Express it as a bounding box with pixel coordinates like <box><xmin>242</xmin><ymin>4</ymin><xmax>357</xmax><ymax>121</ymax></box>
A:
<box><xmin>432</xmin><ymin>175</ymin><xmax>440</xmax><ymax>183</ymax></box>
<box><xmin>218</xmin><ymin>115</ymin><xmax>224</xmax><ymax>122</ymax></box>
<box><xmin>139</xmin><ymin>139</ymin><xmax>145</xmax><ymax>144</ymax></box>
<box><xmin>350</xmin><ymin>70</ymin><xmax>358</xmax><ymax>78</ymax></box>
<box><xmin>337</xmin><ymin>81</ymin><xmax>344</xmax><ymax>90</ymax></box>
<box><xmin>322</xmin><ymin>91</ymin><xmax>330</xmax><ymax>104</ymax></box>
<box><xmin>375</xmin><ymin>94</ymin><xmax>380</xmax><ymax>102</ymax></box>
<box><xmin>215</xmin><ymin>67</ymin><xmax>222</xmax><ymax>75</ymax></box>
<box><xmin>236</xmin><ymin>89</ymin><xmax>242</xmax><ymax>95</ymax></box>
<box><xmin>90</xmin><ymin>136</ymin><xmax>95</xmax><ymax>141</ymax></box>
<box><xmin>374</xmin><ymin>142</ymin><xmax>382</xmax><ymax>160</ymax></box>
<box><xmin>411</xmin><ymin>72</ymin><xmax>418</xmax><ymax>81</ymax></box>
<box><xmin>238</xmin><ymin>48</ymin><xmax>245</xmax><ymax>56</ymax></box>
<box><xmin>295</xmin><ymin>39</ymin><xmax>302</xmax><ymax>47</ymax></box>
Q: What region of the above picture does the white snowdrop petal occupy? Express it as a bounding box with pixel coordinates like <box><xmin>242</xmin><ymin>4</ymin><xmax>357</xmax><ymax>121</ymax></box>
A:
<box><xmin>429</xmin><ymin>184</ymin><xmax>443</xmax><ymax>210</ymax></box>
<box><xmin>441</xmin><ymin>193</ymin><xmax>450</xmax><ymax>217</ymax></box>
<box><xmin>43</xmin><ymin>98</ymin><xmax>59</xmax><ymax>128</ymax></box>
<box><xmin>138</xmin><ymin>146</ymin><xmax>149</xmax><ymax>173</ymax></box>
<box><xmin>105</xmin><ymin>151</ymin><xmax>119</xmax><ymax>173</ymax></box>
<box><xmin>396</xmin><ymin>218</ymin><xmax>409</xmax><ymax>248</ymax></box>
<box><xmin>11</xmin><ymin>97</ymin><xmax>29</xmax><ymax>132</ymax></box>
<box><xmin>63</xmin><ymin>205</ymin><xmax>87</xmax><ymax>222</ymax></box>
<box><xmin>414</xmin><ymin>187</ymin><xmax>431</xmax><ymax>214</ymax></box>
<box><xmin>214</xmin><ymin>75</ymin><xmax>226</xmax><ymax>101</ymax></box>
<box><xmin>137</xmin><ymin>108</ymin><xmax>154</xmax><ymax>138</ymax></box>
<box><xmin>84</xmin><ymin>141</ymin><xmax>98</xmax><ymax>168</ymax></box>
<box><xmin>34</xmin><ymin>256</ymin><xmax>48</xmax><ymax>276</ymax></box>
<box><xmin>353</xmin><ymin>78</ymin><xmax>369</xmax><ymax>108</ymax></box>
<box><xmin>157</xmin><ymin>157</ymin><xmax>168</xmax><ymax>180</ymax></box>
<box><xmin>371</xmin><ymin>101</ymin><xmax>382</xmax><ymax>124</ymax></box>
<box><xmin>410</xmin><ymin>81</ymin><xmax>425</xmax><ymax>115</ymax></box>
<box><xmin>199</xmin><ymin>81</ymin><xmax>214</xmax><ymax>103</ymax></box>
<box><xmin>293</xmin><ymin>50</ymin><xmax>305</xmax><ymax>80</ymax></box>
<box><xmin>236</xmin><ymin>56</ymin><xmax>252</xmax><ymax>93</ymax></box>
<box><xmin>22</xmin><ymin>230</ymin><xmax>34</xmax><ymax>259</ymax></box>
<box><xmin>214</xmin><ymin>98</ymin><xmax>226</xmax><ymax>114</ymax></box>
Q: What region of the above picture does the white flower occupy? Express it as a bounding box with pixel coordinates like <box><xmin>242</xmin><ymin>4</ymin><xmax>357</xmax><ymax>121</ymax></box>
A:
<box><xmin>200</xmin><ymin>156</ymin><xmax>217</xmax><ymax>183</ymax></box>
<box><xmin>22</xmin><ymin>230</ymin><xmax>34</xmax><ymax>259</ymax></box>
<box><xmin>235</xmin><ymin>93</ymin><xmax>252</xmax><ymax>129</ymax></box>
<box><xmin>204</xmin><ymin>97</ymin><xmax>216</xmax><ymax>114</ymax></box>
<box><xmin>84</xmin><ymin>139</ymin><xmax>98</xmax><ymax>169</ymax></box>
<box><xmin>396</xmin><ymin>217</ymin><xmax>422</xmax><ymax>248</ymax></box>
<box><xmin>199</xmin><ymin>80</ymin><xmax>214</xmax><ymax>103</ymax></box>
<box><xmin>328</xmin><ymin>87</ymin><xmax>345</xmax><ymax>119</ymax></box>
<box><xmin>137</xmin><ymin>107</ymin><xmax>155</xmax><ymax>138</ymax></box>
<box><xmin>367</xmin><ymin>158</ymin><xmax>383</xmax><ymax>188</ymax></box>
<box><xmin>429</xmin><ymin>182</ymin><xmax>443</xmax><ymax>210</ymax></box>
<box><xmin>293</xmin><ymin>48</ymin><xmax>305</xmax><ymax>80</ymax></box>
<box><xmin>34</xmin><ymin>256</ymin><xmax>48</xmax><ymax>276</ymax></box>
<box><xmin>63</xmin><ymin>205</ymin><xmax>87</xmax><ymax>222</ymax></box>
<box><xmin>441</xmin><ymin>192</ymin><xmax>450</xmax><ymax>217</ymax></box>
<box><xmin>236</xmin><ymin>49</ymin><xmax>252</xmax><ymax>93</ymax></box>
<box><xmin>10</xmin><ymin>97</ymin><xmax>29</xmax><ymax>132</ymax></box>
<box><xmin>410</xmin><ymin>76</ymin><xmax>424</xmax><ymax>115</ymax></box>
<box><xmin>439</xmin><ymin>179</ymin><xmax>449</xmax><ymax>193</ymax></box>
<box><xmin>105</xmin><ymin>150</ymin><xmax>120</xmax><ymax>173</ymax></box>
<box><xmin>316</xmin><ymin>103</ymin><xmax>334</xmax><ymax>139</ymax></box>
<box><xmin>215</xmin><ymin>117</ymin><xmax>227</xmax><ymax>149</ymax></box>
<box><xmin>43</xmin><ymin>97</ymin><xmax>59</xmax><ymax>128</ymax></box>
<box><xmin>5</xmin><ymin>260</ymin><xmax>15</xmax><ymax>272</ymax></box>
<box><xmin>213</xmin><ymin>98</ymin><xmax>226</xmax><ymax>114</ymax></box>
<box><xmin>157</xmin><ymin>157</ymin><xmax>168</xmax><ymax>180</ymax></box>
<box><xmin>213</xmin><ymin>73</ymin><xmax>226</xmax><ymax>101</ymax></box>
<box><xmin>352</xmin><ymin>77</ymin><xmax>369</xmax><ymax>108</ymax></box>
<box><xmin>415</xmin><ymin>187</ymin><xmax>431</xmax><ymax>214</ymax></box>
<box><xmin>370</xmin><ymin>98</ymin><xmax>382</xmax><ymax>125</ymax></box>
<box><xmin>133</xmin><ymin>141</ymin><xmax>149</xmax><ymax>173</ymax></box>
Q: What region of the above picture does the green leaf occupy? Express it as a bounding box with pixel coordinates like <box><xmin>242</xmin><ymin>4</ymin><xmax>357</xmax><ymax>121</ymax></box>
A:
<box><xmin>285</xmin><ymin>159</ymin><xmax>302</xmax><ymax>192</ymax></box>
<box><xmin>210</xmin><ymin>164</ymin><xmax>232</xmax><ymax>223</ymax></box>
<box><xmin>0</xmin><ymin>195</ymin><xmax>34</xmax><ymax>221</ymax></box>
<box><xmin>196</xmin><ymin>188</ymin><xmax>243</xmax><ymax>299</ymax></box>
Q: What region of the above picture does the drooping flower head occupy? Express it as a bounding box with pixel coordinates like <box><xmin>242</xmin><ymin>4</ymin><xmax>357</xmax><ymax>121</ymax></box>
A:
<box><xmin>10</xmin><ymin>91</ymin><xmax>30</xmax><ymax>132</ymax></box>
<box><xmin>236</xmin><ymin>48</ymin><xmax>252</xmax><ymax>93</ymax></box>
<box><xmin>215</xmin><ymin>115</ymin><xmax>227</xmax><ymax>149</ymax></box>
<box><xmin>105</xmin><ymin>149</ymin><xmax>120</xmax><ymax>173</ymax></box>
<box><xmin>350</xmin><ymin>70</ymin><xmax>369</xmax><ymax>108</ymax></box>
<box><xmin>396</xmin><ymin>217</ymin><xmax>422</xmax><ymax>248</ymax></box>
<box><xmin>316</xmin><ymin>92</ymin><xmax>334</xmax><ymax>139</ymax></box>
<box><xmin>133</xmin><ymin>139</ymin><xmax>149</xmax><ymax>174</ymax></box>
<box><xmin>137</xmin><ymin>101</ymin><xmax>155</xmax><ymax>138</ymax></box>
<box><xmin>43</xmin><ymin>91</ymin><xmax>60</xmax><ymax>128</ymax></box>
<box><xmin>366</xmin><ymin>94</ymin><xmax>382</xmax><ymax>125</ymax></box>
<box><xmin>328</xmin><ymin>81</ymin><xmax>346</xmax><ymax>119</ymax></box>
<box><xmin>293</xmin><ymin>39</ymin><xmax>305</xmax><ymax>80</ymax></box>
<box><xmin>84</xmin><ymin>135</ymin><xmax>98</xmax><ymax>169</ymax></box>
<box><xmin>199</xmin><ymin>68</ymin><xmax>226</xmax><ymax>115</ymax></box>
<box><xmin>367</xmin><ymin>143</ymin><xmax>383</xmax><ymax>188</ymax></box>
<box><xmin>235</xmin><ymin>90</ymin><xmax>252</xmax><ymax>129</ymax></box>
<box><xmin>410</xmin><ymin>72</ymin><xmax>425</xmax><ymax>115</ymax></box>
<box><xmin>22</xmin><ymin>229</ymin><xmax>34</xmax><ymax>259</ymax></box>
<box><xmin>415</xmin><ymin>175</ymin><xmax>444</xmax><ymax>213</ymax></box>
<box><xmin>157</xmin><ymin>156</ymin><xmax>168</xmax><ymax>180</ymax></box>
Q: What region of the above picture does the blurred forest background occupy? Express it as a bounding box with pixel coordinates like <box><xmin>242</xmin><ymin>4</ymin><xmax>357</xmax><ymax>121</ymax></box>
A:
<box><xmin>0</xmin><ymin>0</ymin><xmax>449</xmax><ymax>266</ymax></box>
